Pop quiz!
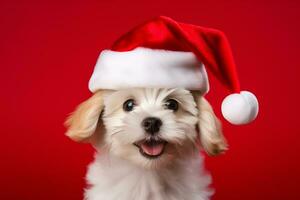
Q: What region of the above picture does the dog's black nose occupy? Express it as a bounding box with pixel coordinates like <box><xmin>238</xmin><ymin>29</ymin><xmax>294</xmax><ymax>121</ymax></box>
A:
<box><xmin>142</xmin><ymin>117</ymin><xmax>162</xmax><ymax>134</ymax></box>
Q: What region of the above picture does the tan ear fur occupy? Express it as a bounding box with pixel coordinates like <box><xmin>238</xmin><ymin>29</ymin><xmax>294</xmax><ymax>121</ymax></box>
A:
<box><xmin>193</xmin><ymin>92</ymin><xmax>228</xmax><ymax>156</ymax></box>
<box><xmin>65</xmin><ymin>91</ymin><xmax>104</xmax><ymax>142</ymax></box>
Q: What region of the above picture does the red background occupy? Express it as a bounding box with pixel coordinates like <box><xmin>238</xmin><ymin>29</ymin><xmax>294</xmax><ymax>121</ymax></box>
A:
<box><xmin>1</xmin><ymin>1</ymin><xmax>300</xmax><ymax>200</ymax></box>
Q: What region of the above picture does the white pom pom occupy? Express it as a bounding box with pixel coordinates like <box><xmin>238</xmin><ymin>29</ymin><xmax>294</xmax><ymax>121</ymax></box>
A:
<box><xmin>221</xmin><ymin>91</ymin><xmax>259</xmax><ymax>125</ymax></box>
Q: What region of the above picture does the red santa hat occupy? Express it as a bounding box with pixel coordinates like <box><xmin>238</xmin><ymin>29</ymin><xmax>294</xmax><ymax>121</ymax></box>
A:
<box><xmin>89</xmin><ymin>16</ymin><xmax>259</xmax><ymax>125</ymax></box>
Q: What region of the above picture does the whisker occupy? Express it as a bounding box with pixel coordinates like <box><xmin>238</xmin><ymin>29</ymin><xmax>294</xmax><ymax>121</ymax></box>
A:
<box><xmin>111</xmin><ymin>129</ymin><xmax>123</xmax><ymax>136</ymax></box>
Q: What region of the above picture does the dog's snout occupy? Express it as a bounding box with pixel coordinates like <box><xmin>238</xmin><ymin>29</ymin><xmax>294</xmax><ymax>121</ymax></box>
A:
<box><xmin>142</xmin><ymin>117</ymin><xmax>162</xmax><ymax>134</ymax></box>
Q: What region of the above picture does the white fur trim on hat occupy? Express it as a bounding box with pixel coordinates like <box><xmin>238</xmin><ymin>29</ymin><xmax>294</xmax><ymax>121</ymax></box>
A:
<box><xmin>88</xmin><ymin>47</ymin><xmax>209</xmax><ymax>92</ymax></box>
<box><xmin>221</xmin><ymin>91</ymin><xmax>259</xmax><ymax>125</ymax></box>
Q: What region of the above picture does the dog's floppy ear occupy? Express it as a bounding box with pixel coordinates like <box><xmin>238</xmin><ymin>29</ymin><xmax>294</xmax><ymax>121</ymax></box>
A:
<box><xmin>65</xmin><ymin>91</ymin><xmax>104</xmax><ymax>143</ymax></box>
<box><xmin>193</xmin><ymin>92</ymin><xmax>228</xmax><ymax>156</ymax></box>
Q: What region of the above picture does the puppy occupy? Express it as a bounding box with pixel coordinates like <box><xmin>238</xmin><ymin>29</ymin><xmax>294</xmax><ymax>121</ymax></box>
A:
<box><xmin>65</xmin><ymin>88</ymin><xmax>227</xmax><ymax>200</ymax></box>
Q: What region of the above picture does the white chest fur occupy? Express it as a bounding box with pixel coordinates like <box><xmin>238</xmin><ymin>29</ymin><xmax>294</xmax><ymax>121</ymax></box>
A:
<box><xmin>85</xmin><ymin>153</ymin><xmax>212</xmax><ymax>200</ymax></box>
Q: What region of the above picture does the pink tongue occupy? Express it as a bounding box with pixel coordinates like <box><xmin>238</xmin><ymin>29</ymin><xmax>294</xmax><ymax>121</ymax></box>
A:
<box><xmin>141</xmin><ymin>143</ymin><xmax>164</xmax><ymax>156</ymax></box>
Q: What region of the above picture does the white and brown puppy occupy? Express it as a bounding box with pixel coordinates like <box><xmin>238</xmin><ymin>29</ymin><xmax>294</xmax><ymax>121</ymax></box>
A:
<box><xmin>65</xmin><ymin>88</ymin><xmax>227</xmax><ymax>200</ymax></box>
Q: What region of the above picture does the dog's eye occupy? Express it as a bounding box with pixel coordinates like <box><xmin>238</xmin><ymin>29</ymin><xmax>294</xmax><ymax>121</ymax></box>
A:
<box><xmin>164</xmin><ymin>99</ymin><xmax>179</xmax><ymax>111</ymax></box>
<box><xmin>123</xmin><ymin>99</ymin><xmax>135</xmax><ymax>112</ymax></box>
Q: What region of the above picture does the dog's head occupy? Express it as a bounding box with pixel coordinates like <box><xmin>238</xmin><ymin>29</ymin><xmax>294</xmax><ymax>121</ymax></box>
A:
<box><xmin>65</xmin><ymin>88</ymin><xmax>227</xmax><ymax>168</ymax></box>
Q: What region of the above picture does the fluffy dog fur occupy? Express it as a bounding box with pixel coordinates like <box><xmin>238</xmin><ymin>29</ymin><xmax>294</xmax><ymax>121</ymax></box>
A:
<box><xmin>65</xmin><ymin>88</ymin><xmax>227</xmax><ymax>200</ymax></box>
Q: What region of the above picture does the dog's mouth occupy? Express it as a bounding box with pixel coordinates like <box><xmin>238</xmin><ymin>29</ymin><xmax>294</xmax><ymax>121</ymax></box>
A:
<box><xmin>134</xmin><ymin>138</ymin><xmax>167</xmax><ymax>159</ymax></box>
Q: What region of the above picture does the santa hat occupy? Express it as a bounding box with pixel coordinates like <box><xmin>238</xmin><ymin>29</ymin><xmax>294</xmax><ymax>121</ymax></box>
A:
<box><xmin>89</xmin><ymin>16</ymin><xmax>259</xmax><ymax>125</ymax></box>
